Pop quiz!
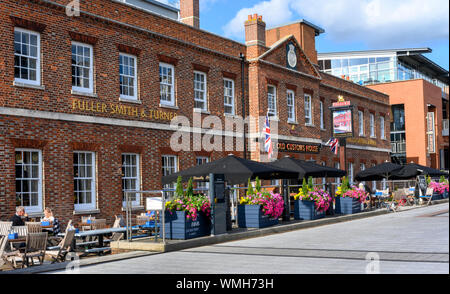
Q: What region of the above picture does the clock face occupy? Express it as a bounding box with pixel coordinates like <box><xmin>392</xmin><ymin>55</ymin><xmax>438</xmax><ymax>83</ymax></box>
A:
<box><xmin>287</xmin><ymin>44</ymin><xmax>297</xmax><ymax>68</ymax></box>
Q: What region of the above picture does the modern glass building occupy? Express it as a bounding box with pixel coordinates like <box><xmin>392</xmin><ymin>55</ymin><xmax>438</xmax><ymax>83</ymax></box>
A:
<box><xmin>318</xmin><ymin>48</ymin><xmax>449</xmax><ymax>169</ymax></box>
<box><xmin>318</xmin><ymin>48</ymin><xmax>449</xmax><ymax>93</ymax></box>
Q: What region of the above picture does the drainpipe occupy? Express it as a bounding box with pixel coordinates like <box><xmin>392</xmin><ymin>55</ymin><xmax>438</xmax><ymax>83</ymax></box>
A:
<box><xmin>240</xmin><ymin>53</ymin><xmax>247</xmax><ymax>159</ymax></box>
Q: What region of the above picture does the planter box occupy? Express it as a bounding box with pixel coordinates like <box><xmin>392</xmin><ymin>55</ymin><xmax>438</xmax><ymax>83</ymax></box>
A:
<box><xmin>431</xmin><ymin>193</ymin><xmax>443</xmax><ymax>201</ymax></box>
<box><xmin>237</xmin><ymin>205</ymin><xmax>278</xmax><ymax>228</ymax></box>
<box><xmin>294</xmin><ymin>200</ymin><xmax>325</xmax><ymax>220</ymax></box>
<box><xmin>335</xmin><ymin>197</ymin><xmax>361</xmax><ymax>215</ymax></box>
<box><xmin>163</xmin><ymin>211</ymin><xmax>211</xmax><ymax>240</ymax></box>
<box><xmin>444</xmin><ymin>190</ymin><xmax>449</xmax><ymax>199</ymax></box>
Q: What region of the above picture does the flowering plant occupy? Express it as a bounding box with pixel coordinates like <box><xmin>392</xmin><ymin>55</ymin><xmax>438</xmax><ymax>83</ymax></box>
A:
<box><xmin>429</xmin><ymin>181</ymin><xmax>448</xmax><ymax>194</ymax></box>
<box><xmin>294</xmin><ymin>187</ymin><xmax>332</xmax><ymax>213</ymax></box>
<box><xmin>240</xmin><ymin>191</ymin><xmax>284</xmax><ymax>219</ymax></box>
<box><xmin>335</xmin><ymin>176</ymin><xmax>351</xmax><ymax>197</ymax></box>
<box><xmin>165</xmin><ymin>195</ymin><xmax>211</xmax><ymax>221</ymax></box>
<box><xmin>337</xmin><ymin>186</ymin><xmax>368</xmax><ymax>203</ymax></box>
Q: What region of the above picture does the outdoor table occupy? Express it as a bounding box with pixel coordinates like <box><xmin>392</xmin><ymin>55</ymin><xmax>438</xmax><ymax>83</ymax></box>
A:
<box><xmin>7</xmin><ymin>237</ymin><xmax>26</xmax><ymax>251</ymax></box>
<box><xmin>58</xmin><ymin>227</ymin><xmax>139</xmax><ymax>251</ymax></box>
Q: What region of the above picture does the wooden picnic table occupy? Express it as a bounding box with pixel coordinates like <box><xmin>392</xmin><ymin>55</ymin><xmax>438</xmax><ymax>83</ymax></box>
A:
<box><xmin>58</xmin><ymin>227</ymin><xmax>139</xmax><ymax>250</ymax></box>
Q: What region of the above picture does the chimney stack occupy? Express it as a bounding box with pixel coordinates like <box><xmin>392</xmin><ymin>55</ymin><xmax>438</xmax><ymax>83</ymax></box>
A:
<box><xmin>245</xmin><ymin>14</ymin><xmax>267</xmax><ymax>59</ymax></box>
<box><xmin>180</xmin><ymin>0</ymin><xmax>200</xmax><ymax>28</ymax></box>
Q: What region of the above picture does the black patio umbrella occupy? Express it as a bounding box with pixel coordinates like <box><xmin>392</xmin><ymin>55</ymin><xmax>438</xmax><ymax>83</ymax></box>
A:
<box><xmin>161</xmin><ymin>154</ymin><xmax>299</xmax><ymax>185</ymax></box>
<box><xmin>269</xmin><ymin>156</ymin><xmax>346</xmax><ymax>179</ymax></box>
<box><xmin>354</xmin><ymin>161</ymin><xmax>403</xmax><ymax>182</ymax></box>
<box><xmin>390</xmin><ymin>163</ymin><xmax>448</xmax><ymax>179</ymax></box>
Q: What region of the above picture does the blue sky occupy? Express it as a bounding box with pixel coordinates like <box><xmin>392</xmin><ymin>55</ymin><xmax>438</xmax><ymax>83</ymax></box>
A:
<box><xmin>158</xmin><ymin>0</ymin><xmax>449</xmax><ymax>70</ymax></box>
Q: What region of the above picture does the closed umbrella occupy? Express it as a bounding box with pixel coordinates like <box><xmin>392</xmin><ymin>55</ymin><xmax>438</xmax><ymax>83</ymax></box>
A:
<box><xmin>161</xmin><ymin>154</ymin><xmax>299</xmax><ymax>185</ymax></box>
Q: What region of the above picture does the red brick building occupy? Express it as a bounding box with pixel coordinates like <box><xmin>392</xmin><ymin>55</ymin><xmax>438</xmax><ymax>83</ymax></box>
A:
<box><xmin>0</xmin><ymin>0</ymin><xmax>390</xmax><ymax>225</ymax></box>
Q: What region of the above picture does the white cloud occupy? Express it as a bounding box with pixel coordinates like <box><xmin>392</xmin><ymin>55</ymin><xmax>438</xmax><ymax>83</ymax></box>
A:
<box><xmin>223</xmin><ymin>0</ymin><xmax>449</xmax><ymax>47</ymax></box>
<box><xmin>222</xmin><ymin>0</ymin><xmax>294</xmax><ymax>39</ymax></box>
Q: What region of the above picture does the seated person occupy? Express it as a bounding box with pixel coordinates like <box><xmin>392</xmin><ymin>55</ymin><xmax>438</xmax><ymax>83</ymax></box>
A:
<box><xmin>10</xmin><ymin>206</ymin><xmax>29</xmax><ymax>226</ymax></box>
<box><xmin>41</xmin><ymin>207</ymin><xmax>61</xmax><ymax>236</ymax></box>
<box><xmin>145</xmin><ymin>210</ymin><xmax>156</xmax><ymax>221</ymax></box>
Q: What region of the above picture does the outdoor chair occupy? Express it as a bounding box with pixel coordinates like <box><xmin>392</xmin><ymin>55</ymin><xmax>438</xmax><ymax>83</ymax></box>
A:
<box><xmin>0</xmin><ymin>235</ymin><xmax>19</xmax><ymax>270</ymax></box>
<box><xmin>26</xmin><ymin>222</ymin><xmax>42</xmax><ymax>233</ymax></box>
<box><xmin>45</xmin><ymin>229</ymin><xmax>75</xmax><ymax>263</ymax></box>
<box><xmin>11</xmin><ymin>226</ymin><xmax>28</xmax><ymax>237</ymax></box>
<box><xmin>103</xmin><ymin>218</ymin><xmax>124</xmax><ymax>245</ymax></box>
<box><xmin>81</xmin><ymin>216</ymin><xmax>96</xmax><ymax>231</ymax></box>
<box><xmin>92</xmin><ymin>219</ymin><xmax>107</xmax><ymax>230</ymax></box>
<box><xmin>16</xmin><ymin>232</ymin><xmax>48</xmax><ymax>268</ymax></box>
<box><xmin>0</xmin><ymin>221</ymin><xmax>12</xmax><ymax>237</ymax></box>
<box><xmin>115</xmin><ymin>215</ymin><xmax>125</xmax><ymax>227</ymax></box>
<box><xmin>136</xmin><ymin>215</ymin><xmax>150</xmax><ymax>226</ymax></box>
<box><xmin>388</xmin><ymin>190</ymin><xmax>409</xmax><ymax>212</ymax></box>
<box><xmin>375</xmin><ymin>189</ymin><xmax>390</xmax><ymax>209</ymax></box>
<box><xmin>419</xmin><ymin>187</ymin><xmax>434</xmax><ymax>206</ymax></box>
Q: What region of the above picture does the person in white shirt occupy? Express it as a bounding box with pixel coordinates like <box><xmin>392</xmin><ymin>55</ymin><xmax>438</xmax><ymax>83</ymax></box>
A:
<box><xmin>41</xmin><ymin>207</ymin><xmax>60</xmax><ymax>235</ymax></box>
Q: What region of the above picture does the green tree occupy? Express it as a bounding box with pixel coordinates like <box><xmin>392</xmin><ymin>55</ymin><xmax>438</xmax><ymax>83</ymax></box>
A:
<box><xmin>307</xmin><ymin>176</ymin><xmax>314</xmax><ymax>191</ymax></box>
<box><xmin>341</xmin><ymin>176</ymin><xmax>350</xmax><ymax>193</ymax></box>
<box><xmin>185</xmin><ymin>178</ymin><xmax>194</xmax><ymax>197</ymax></box>
<box><xmin>302</xmin><ymin>178</ymin><xmax>308</xmax><ymax>195</ymax></box>
<box><xmin>175</xmin><ymin>176</ymin><xmax>184</xmax><ymax>198</ymax></box>
<box><xmin>255</xmin><ymin>177</ymin><xmax>261</xmax><ymax>193</ymax></box>
<box><xmin>246</xmin><ymin>178</ymin><xmax>254</xmax><ymax>196</ymax></box>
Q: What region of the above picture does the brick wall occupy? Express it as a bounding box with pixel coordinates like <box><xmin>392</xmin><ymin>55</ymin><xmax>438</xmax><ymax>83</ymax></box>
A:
<box><xmin>0</xmin><ymin>0</ymin><xmax>391</xmax><ymax>225</ymax></box>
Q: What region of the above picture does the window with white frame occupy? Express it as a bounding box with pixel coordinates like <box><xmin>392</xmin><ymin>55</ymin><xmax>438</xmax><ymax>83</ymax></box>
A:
<box><xmin>320</xmin><ymin>100</ymin><xmax>325</xmax><ymax>129</ymax></box>
<box><xmin>358</xmin><ymin>111</ymin><xmax>364</xmax><ymax>136</ymax></box>
<box><xmin>194</xmin><ymin>71</ymin><xmax>207</xmax><ymax>111</ymax></box>
<box><xmin>122</xmin><ymin>154</ymin><xmax>140</xmax><ymax>207</ymax></box>
<box><xmin>267</xmin><ymin>85</ymin><xmax>277</xmax><ymax>117</ymax></box>
<box><xmin>335</xmin><ymin>162</ymin><xmax>341</xmax><ymax>185</ymax></box>
<box><xmin>71</xmin><ymin>42</ymin><xmax>93</xmax><ymax>93</ymax></box>
<box><xmin>159</xmin><ymin>63</ymin><xmax>175</xmax><ymax>106</ymax></box>
<box><xmin>73</xmin><ymin>152</ymin><xmax>96</xmax><ymax>211</ymax></box>
<box><xmin>372</xmin><ymin>163</ymin><xmax>377</xmax><ymax>191</ymax></box>
<box><xmin>380</xmin><ymin>116</ymin><xmax>385</xmax><ymax>139</ymax></box>
<box><xmin>304</xmin><ymin>94</ymin><xmax>312</xmax><ymax>125</ymax></box>
<box><xmin>119</xmin><ymin>53</ymin><xmax>138</xmax><ymax>100</ymax></box>
<box><xmin>321</xmin><ymin>161</ymin><xmax>326</xmax><ymax>189</ymax></box>
<box><xmin>14</xmin><ymin>28</ymin><xmax>40</xmax><ymax>85</ymax></box>
<box><xmin>224</xmin><ymin>79</ymin><xmax>235</xmax><ymax>115</ymax></box>
<box><xmin>196</xmin><ymin>157</ymin><xmax>210</xmax><ymax>194</ymax></box>
<box><xmin>360</xmin><ymin>163</ymin><xmax>366</xmax><ymax>185</ymax></box>
<box><xmin>370</xmin><ymin>113</ymin><xmax>375</xmax><ymax>137</ymax></box>
<box><xmin>348</xmin><ymin>162</ymin><xmax>354</xmax><ymax>185</ymax></box>
<box><xmin>287</xmin><ymin>90</ymin><xmax>295</xmax><ymax>122</ymax></box>
<box><xmin>162</xmin><ymin>155</ymin><xmax>178</xmax><ymax>198</ymax></box>
<box><xmin>15</xmin><ymin>149</ymin><xmax>42</xmax><ymax>213</ymax></box>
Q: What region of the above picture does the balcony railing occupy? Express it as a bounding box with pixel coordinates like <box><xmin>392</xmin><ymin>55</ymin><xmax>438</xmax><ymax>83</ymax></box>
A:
<box><xmin>443</xmin><ymin>119</ymin><xmax>449</xmax><ymax>136</ymax></box>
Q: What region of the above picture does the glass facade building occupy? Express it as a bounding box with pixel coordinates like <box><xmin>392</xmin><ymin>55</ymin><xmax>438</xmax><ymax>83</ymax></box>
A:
<box><xmin>318</xmin><ymin>49</ymin><xmax>449</xmax><ymax>93</ymax></box>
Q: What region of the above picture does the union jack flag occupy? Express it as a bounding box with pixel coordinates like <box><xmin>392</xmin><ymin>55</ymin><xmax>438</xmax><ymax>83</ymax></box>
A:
<box><xmin>264</xmin><ymin>114</ymin><xmax>273</xmax><ymax>159</ymax></box>
<box><xmin>325</xmin><ymin>137</ymin><xmax>340</xmax><ymax>155</ymax></box>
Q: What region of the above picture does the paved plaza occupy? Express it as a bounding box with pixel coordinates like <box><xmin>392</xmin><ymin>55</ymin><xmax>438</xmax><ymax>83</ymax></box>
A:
<box><xmin>51</xmin><ymin>203</ymin><xmax>449</xmax><ymax>274</ymax></box>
